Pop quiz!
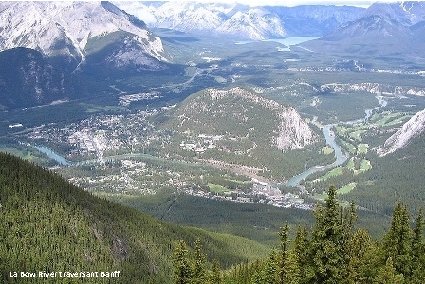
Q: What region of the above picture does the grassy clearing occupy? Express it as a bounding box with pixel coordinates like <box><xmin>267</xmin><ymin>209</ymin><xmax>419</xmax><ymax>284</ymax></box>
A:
<box><xmin>349</xmin><ymin>129</ymin><xmax>366</xmax><ymax>141</ymax></box>
<box><xmin>352</xmin><ymin>159</ymin><xmax>372</xmax><ymax>175</ymax></box>
<box><xmin>310</xmin><ymin>156</ymin><xmax>372</xmax><ymax>187</ymax></box>
<box><xmin>208</xmin><ymin>183</ymin><xmax>230</xmax><ymax>194</ymax></box>
<box><xmin>357</xmin><ymin>144</ymin><xmax>369</xmax><ymax>154</ymax></box>
<box><xmin>227</xmin><ymin>179</ymin><xmax>251</xmax><ymax>185</ymax></box>
<box><xmin>360</xmin><ymin>159</ymin><xmax>372</xmax><ymax>172</ymax></box>
<box><xmin>79</xmin><ymin>103</ymin><xmax>124</xmax><ymax>114</ymax></box>
<box><xmin>346</xmin><ymin>158</ymin><xmax>355</xmax><ymax>171</ymax></box>
<box><xmin>338</xmin><ymin>182</ymin><xmax>357</xmax><ymax>195</ymax></box>
<box><xmin>371</xmin><ymin>112</ymin><xmax>410</xmax><ymax>128</ymax></box>
<box><xmin>322</xmin><ymin>146</ymin><xmax>334</xmax><ymax>155</ymax></box>
<box><xmin>318</xmin><ymin>167</ymin><xmax>343</xmax><ymax>182</ymax></box>
<box><xmin>383</xmin><ymin>115</ymin><xmax>411</xmax><ymax>127</ymax></box>
<box><xmin>340</xmin><ymin>140</ymin><xmax>357</xmax><ymax>154</ymax></box>
<box><xmin>335</xmin><ymin>125</ymin><xmax>348</xmax><ymax>135</ymax></box>
<box><xmin>312</xmin><ymin>192</ymin><xmax>327</xmax><ymax>202</ymax></box>
<box><xmin>0</xmin><ymin>146</ymin><xmax>45</xmax><ymax>163</ymax></box>
<box><xmin>372</xmin><ymin>112</ymin><xmax>400</xmax><ymax>126</ymax></box>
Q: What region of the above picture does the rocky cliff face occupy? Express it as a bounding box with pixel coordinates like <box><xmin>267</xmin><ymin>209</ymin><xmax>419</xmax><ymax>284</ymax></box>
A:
<box><xmin>378</xmin><ymin>108</ymin><xmax>425</xmax><ymax>156</ymax></box>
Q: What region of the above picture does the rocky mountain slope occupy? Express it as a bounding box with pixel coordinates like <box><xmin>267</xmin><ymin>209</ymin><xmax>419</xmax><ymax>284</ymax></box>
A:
<box><xmin>0</xmin><ymin>48</ymin><xmax>70</xmax><ymax>109</ymax></box>
<box><xmin>215</xmin><ymin>8</ymin><xmax>286</xmax><ymax>39</ymax></box>
<box><xmin>170</xmin><ymin>87</ymin><xmax>315</xmax><ymax>151</ymax></box>
<box><xmin>365</xmin><ymin>1</ymin><xmax>425</xmax><ymax>25</ymax></box>
<box><xmin>0</xmin><ymin>1</ymin><xmax>166</xmax><ymax>70</ymax></box>
<box><xmin>0</xmin><ymin>1</ymin><xmax>169</xmax><ymax>109</ymax></box>
<box><xmin>378</xmin><ymin>108</ymin><xmax>425</xmax><ymax>156</ymax></box>
<box><xmin>302</xmin><ymin>15</ymin><xmax>412</xmax><ymax>54</ymax></box>
<box><xmin>269</xmin><ymin>5</ymin><xmax>364</xmax><ymax>36</ymax></box>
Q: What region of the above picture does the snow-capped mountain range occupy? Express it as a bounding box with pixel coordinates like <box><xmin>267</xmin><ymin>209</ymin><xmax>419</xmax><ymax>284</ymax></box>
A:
<box><xmin>0</xmin><ymin>1</ymin><xmax>166</xmax><ymax>70</ymax></box>
<box><xmin>114</xmin><ymin>1</ymin><xmax>365</xmax><ymax>40</ymax></box>
<box><xmin>378</xmin><ymin>108</ymin><xmax>425</xmax><ymax>156</ymax></box>
<box><xmin>115</xmin><ymin>2</ymin><xmax>286</xmax><ymax>40</ymax></box>
<box><xmin>112</xmin><ymin>1</ymin><xmax>425</xmax><ymax>43</ymax></box>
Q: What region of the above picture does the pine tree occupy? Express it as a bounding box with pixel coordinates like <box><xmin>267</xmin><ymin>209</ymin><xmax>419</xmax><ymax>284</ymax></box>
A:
<box><xmin>173</xmin><ymin>240</ymin><xmax>192</xmax><ymax>284</ymax></box>
<box><xmin>343</xmin><ymin>203</ymin><xmax>357</xmax><ymax>238</ymax></box>
<box><xmin>374</xmin><ymin>257</ymin><xmax>404</xmax><ymax>284</ymax></box>
<box><xmin>260</xmin><ymin>250</ymin><xmax>279</xmax><ymax>284</ymax></box>
<box><xmin>279</xmin><ymin>224</ymin><xmax>289</xmax><ymax>284</ymax></box>
<box><xmin>381</xmin><ymin>203</ymin><xmax>412</xmax><ymax>278</ymax></box>
<box><xmin>192</xmin><ymin>239</ymin><xmax>206</xmax><ymax>284</ymax></box>
<box><xmin>285</xmin><ymin>251</ymin><xmax>301</xmax><ymax>284</ymax></box>
<box><xmin>412</xmin><ymin>209</ymin><xmax>424</xmax><ymax>260</ymax></box>
<box><xmin>210</xmin><ymin>260</ymin><xmax>221</xmax><ymax>284</ymax></box>
<box><xmin>410</xmin><ymin>210</ymin><xmax>425</xmax><ymax>283</ymax></box>
<box><xmin>252</xmin><ymin>270</ymin><xmax>263</xmax><ymax>284</ymax></box>
<box><xmin>293</xmin><ymin>226</ymin><xmax>310</xmax><ymax>283</ymax></box>
<box><xmin>347</xmin><ymin>229</ymin><xmax>377</xmax><ymax>284</ymax></box>
<box><xmin>310</xmin><ymin>186</ymin><xmax>350</xmax><ymax>284</ymax></box>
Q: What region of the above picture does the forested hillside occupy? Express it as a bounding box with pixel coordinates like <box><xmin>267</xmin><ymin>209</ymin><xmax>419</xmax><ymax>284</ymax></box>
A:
<box><xmin>0</xmin><ymin>152</ymin><xmax>268</xmax><ymax>283</ymax></box>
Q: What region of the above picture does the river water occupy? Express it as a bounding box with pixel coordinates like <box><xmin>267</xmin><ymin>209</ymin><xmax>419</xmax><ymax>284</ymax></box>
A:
<box><xmin>34</xmin><ymin>145</ymin><xmax>71</xmax><ymax>166</ymax></box>
<box><xmin>285</xmin><ymin>125</ymin><xmax>348</xmax><ymax>187</ymax></box>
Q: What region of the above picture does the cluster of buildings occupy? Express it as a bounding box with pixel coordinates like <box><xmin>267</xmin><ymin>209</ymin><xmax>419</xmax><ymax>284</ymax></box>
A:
<box><xmin>26</xmin><ymin>109</ymin><xmax>161</xmax><ymax>161</ymax></box>
<box><xmin>185</xmin><ymin>180</ymin><xmax>312</xmax><ymax>210</ymax></box>
<box><xmin>179</xmin><ymin>134</ymin><xmax>223</xmax><ymax>153</ymax></box>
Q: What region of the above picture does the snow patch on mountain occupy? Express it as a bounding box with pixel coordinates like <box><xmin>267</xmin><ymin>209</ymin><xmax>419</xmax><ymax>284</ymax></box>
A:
<box><xmin>217</xmin><ymin>9</ymin><xmax>286</xmax><ymax>40</ymax></box>
<box><xmin>378</xmin><ymin>108</ymin><xmax>425</xmax><ymax>156</ymax></box>
<box><xmin>154</xmin><ymin>2</ymin><xmax>231</xmax><ymax>32</ymax></box>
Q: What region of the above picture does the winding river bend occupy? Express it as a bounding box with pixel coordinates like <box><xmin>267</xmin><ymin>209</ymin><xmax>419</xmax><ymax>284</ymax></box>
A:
<box><xmin>286</xmin><ymin>125</ymin><xmax>348</xmax><ymax>187</ymax></box>
<box><xmin>285</xmin><ymin>95</ymin><xmax>388</xmax><ymax>188</ymax></box>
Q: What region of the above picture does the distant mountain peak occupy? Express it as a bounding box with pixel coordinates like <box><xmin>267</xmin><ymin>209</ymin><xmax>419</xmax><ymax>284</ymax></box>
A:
<box><xmin>301</xmin><ymin>4</ymin><xmax>424</xmax><ymax>57</ymax></box>
<box><xmin>365</xmin><ymin>1</ymin><xmax>425</xmax><ymax>25</ymax></box>
<box><xmin>0</xmin><ymin>1</ymin><xmax>166</xmax><ymax>70</ymax></box>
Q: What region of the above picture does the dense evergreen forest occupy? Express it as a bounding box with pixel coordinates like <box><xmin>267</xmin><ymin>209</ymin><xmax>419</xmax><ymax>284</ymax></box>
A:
<box><xmin>173</xmin><ymin>187</ymin><xmax>425</xmax><ymax>284</ymax></box>
<box><xmin>0</xmin><ymin>152</ymin><xmax>268</xmax><ymax>283</ymax></box>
